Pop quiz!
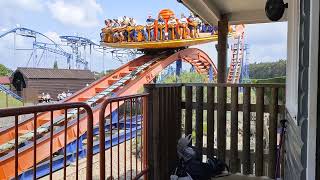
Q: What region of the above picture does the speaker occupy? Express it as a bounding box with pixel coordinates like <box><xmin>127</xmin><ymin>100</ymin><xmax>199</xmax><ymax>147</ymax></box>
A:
<box><xmin>265</xmin><ymin>0</ymin><xmax>288</xmax><ymax>21</ymax></box>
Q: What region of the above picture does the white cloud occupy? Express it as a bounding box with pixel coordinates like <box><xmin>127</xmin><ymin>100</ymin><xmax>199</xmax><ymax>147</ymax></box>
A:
<box><xmin>44</xmin><ymin>31</ymin><xmax>61</xmax><ymax>43</ymax></box>
<box><xmin>249</xmin><ymin>43</ymin><xmax>287</xmax><ymax>63</ymax></box>
<box><xmin>246</xmin><ymin>22</ymin><xmax>287</xmax><ymax>45</ymax></box>
<box><xmin>0</xmin><ymin>0</ymin><xmax>44</xmax><ymax>12</ymax></box>
<box><xmin>47</xmin><ymin>0</ymin><xmax>103</xmax><ymax>28</ymax></box>
<box><xmin>0</xmin><ymin>0</ymin><xmax>45</xmax><ymax>27</ymax></box>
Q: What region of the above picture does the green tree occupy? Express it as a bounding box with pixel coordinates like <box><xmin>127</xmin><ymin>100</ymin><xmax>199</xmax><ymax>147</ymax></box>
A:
<box><xmin>53</xmin><ymin>60</ymin><xmax>58</xmax><ymax>69</ymax></box>
<box><xmin>163</xmin><ymin>71</ymin><xmax>207</xmax><ymax>83</ymax></box>
<box><xmin>0</xmin><ymin>64</ymin><xmax>12</xmax><ymax>76</ymax></box>
<box><xmin>249</xmin><ymin>59</ymin><xmax>286</xmax><ymax>79</ymax></box>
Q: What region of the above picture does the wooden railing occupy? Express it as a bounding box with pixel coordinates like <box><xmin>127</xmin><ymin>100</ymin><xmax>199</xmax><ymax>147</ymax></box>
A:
<box><xmin>145</xmin><ymin>83</ymin><xmax>285</xmax><ymax>179</ymax></box>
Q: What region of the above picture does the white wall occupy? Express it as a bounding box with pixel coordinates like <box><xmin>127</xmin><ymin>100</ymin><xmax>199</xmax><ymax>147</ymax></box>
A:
<box><xmin>307</xmin><ymin>0</ymin><xmax>319</xmax><ymax>179</ymax></box>
<box><xmin>286</xmin><ymin>0</ymin><xmax>319</xmax><ymax>178</ymax></box>
<box><xmin>286</xmin><ymin>0</ymin><xmax>299</xmax><ymax>122</ymax></box>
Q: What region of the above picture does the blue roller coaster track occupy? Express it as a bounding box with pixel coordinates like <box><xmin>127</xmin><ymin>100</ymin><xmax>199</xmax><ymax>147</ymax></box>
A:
<box><xmin>0</xmin><ymin>27</ymin><xmax>143</xmax><ymax>69</ymax></box>
<box><xmin>0</xmin><ymin>84</ymin><xmax>22</xmax><ymax>101</ymax></box>
<box><xmin>0</xmin><ymin>27</ymin><xmax>76</xmax><ymax>68</ymax></box>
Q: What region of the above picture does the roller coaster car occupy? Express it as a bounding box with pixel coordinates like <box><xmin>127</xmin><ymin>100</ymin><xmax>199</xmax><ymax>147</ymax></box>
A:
<box><xmin>158</xmin><ymin>24</ymin><xmax>166</xmax><ymax>40</ymax></box>
<box><xmin>102</xmin><ymin>35</ymin><xmax>217</xmax><ymax>49</ymax></box>
<box><xmin>135</xmin><ymin>25</ymin><xmax>145</xmax><ymax>42</ymax></box>
<box><xmin>127</xmin><ymin>26</ymin><xmax>134</xmax><ymax>31</ymax></box>
<box><xmin>158</xmin><ymin>24</ymin><xmax>166</xmax><ymax>29</ymax></box>
<box><xmin>168</xmin><ymin>23</ymin><xmax>177</xmax><ymax>29</ymax></box>
<box><xmin>146</xmin><ymin>25</ymin><xmax>154</xmax><ymax>41</ymax></box>
<box><xmin>102</xmin><ymin>28</ymin><xmax>113</xmax><ymax>43</ymax></box>
<box><xmin>179</xmin><ymin>23</ymin><xmax>188</xmax><ymax>28</ymax></box>
<box><xmin>178</xmin><ymin>23</ymin><xmax>189</xmax><ymax>39</ymax></box>
<box><xmin>126</xmin><ymin>26</ymin><xmax>135</xmax><ymax>42</ymax></box>
<box><xmin>146</xmin><ymin>25</ymin><xmax>154</xmax><ymax>30</ymax></box>
<box><xmin>188</xmin><ymin>22</ymin><xmax>198</xmax><ymax>27</ymax></box>
<box><xmin>189</xmin><ymin>22</ymin><xmax>199</xmax><ymax>38</ymax></box>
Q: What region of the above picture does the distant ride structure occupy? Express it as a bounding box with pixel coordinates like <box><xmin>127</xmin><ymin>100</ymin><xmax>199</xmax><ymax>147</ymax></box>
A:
<box><xmin>0</xmin><ymin>9</ymin><xmax>250</xmax><ymax>179</ymax></box>
<box><xmin>0</xmin><ymin>27</ymin><xmax>141</xmax><ymax>70</ymax></box>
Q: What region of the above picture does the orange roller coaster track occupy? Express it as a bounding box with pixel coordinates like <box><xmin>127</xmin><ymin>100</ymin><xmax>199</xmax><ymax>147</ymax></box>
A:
<box><xmin>0</xmin><ymin>48</ymin><xmax>216</xmax><ymax>179</ymax></box>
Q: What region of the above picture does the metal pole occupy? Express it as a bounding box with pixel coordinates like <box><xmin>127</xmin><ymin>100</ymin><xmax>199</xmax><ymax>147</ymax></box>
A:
<box><xmin>6</xmin><ymin>92</ymin><xmax>8</xmax><ymax>107</ymax></box>
<box><xmin>13</xmin><ymin>32</ymin><xmax>16</xmax><ymax>63</ymax></box>
<box><xmin>103</xmin><ymin>48</ymin><xmax>105</xmax><ymax>74</ymax></box>
<box><xmin>33</xmin><ymin>37</ymin><xmax>37</xmax><ymax>67</ymax></box>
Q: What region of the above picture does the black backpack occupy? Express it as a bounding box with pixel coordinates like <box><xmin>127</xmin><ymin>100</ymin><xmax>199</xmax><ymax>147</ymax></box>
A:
<box><xmin>185</xmin><ymin>156</ymin><xmax>229</xmax><ymax>180</ymax></box>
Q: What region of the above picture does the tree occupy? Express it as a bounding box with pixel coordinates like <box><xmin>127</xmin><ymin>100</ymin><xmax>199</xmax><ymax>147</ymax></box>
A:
<box><xmin>53</xmin><ymin>60</ymin><xmax>58</xmax><ymax>69</ymax></box>
<box><xmin>162</xmin><ymin>71</ymin><xmax>207</xmax><ymax>83</ymax></box>
<box><xmin>0</xmin><ymin>64</ymin><xmax>12</xmax><ymax>76</ymax></box>
<box><xmin>249</xmin><ymin>59</ymin><xmax>286</xmax><ymax>79</ymax></box>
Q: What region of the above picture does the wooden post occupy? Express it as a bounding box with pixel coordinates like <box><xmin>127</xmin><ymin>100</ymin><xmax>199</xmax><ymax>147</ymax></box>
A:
<box><xmin>243</xmin><ymin>87</ymin><xmax>251</xmax><ymax>175</ymax></box>
<box><xmin>144</xmin><ymin>84</ymin><xmax>158</xmax><ymax>180</ymax></box>
<box><xmin>162</xmin><ymin>87</ymin><xmax>169</xmax><ymax>179</ymax></box>
<box><xmin>217</xmin><ymin>15</ymin><xmax>228</xmax><ymax>161</ymax></box>
<box><xmin>185</xmin><ymin>86</ymin><xmax>193</xmax><ymax>143</ymax></box>
<box><xmin>255</xmin><ymin>87</ymin><xmax>264</xmax><ymax>176</ymax></box>
<box><xmin>217</xmin><ymin>15</ymin><xmax>228</xmax><ymax>83</ymax></box>
<box><xmin>207</xmin><ymin>86</ymin><xmax>215</xmax><ymax>158</ymax></box>
<box><xmin>176</xmin><ymin>86</ymin><xmax>182</xmax><ymax>143</ymax></box>
<box><xmin>230</xmin><ymin>86</ymin><xmax>239</xmax><ymax>173</ymax></box>
<box><xmin>269</xmin><ymin>88</ymin><xmax>278</xmax><ymax>178</ymax></box>
<box><xmin>195</xmin><ymin>86</ymin><xmax>203</xmax><ymax>159</ymax></box>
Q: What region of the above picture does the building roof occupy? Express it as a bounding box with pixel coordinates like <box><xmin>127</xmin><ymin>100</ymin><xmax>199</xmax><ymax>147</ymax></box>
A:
<box><xmin>14</xmin><ymin>67</ymin><xmax>95</xmax><ymax>80</ymax></box>
<box><xmin>180</xmin><ymin>0</ymin><xmax>287</xmax><ymax>25</ymax></box>
<box><xmin>0</xmin><ymin>76</ymin><xmax>10</xmax><ymax>84</ymax></box>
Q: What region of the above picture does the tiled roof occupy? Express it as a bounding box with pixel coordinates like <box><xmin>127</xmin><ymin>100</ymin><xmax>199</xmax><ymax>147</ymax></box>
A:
<box><xmin>15</xmin><ymin>67</ymin><xmax>95</xmax><ymax>80</ymax></box>
<box><xmin>0</xmin><ymin>76</ymin><xmax>10</xmax><ymax>84</ymax></box>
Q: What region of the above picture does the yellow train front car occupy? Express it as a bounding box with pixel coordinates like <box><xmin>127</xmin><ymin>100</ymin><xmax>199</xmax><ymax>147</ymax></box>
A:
<box><xmin>101</xmin><ymin>35</ymin><xmax>218</xmax><ymax>49</ymax></box>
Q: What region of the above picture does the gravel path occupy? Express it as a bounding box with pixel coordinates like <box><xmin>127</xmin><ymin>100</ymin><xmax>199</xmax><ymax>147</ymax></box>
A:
<box><xmin>40</xmin><ymin>138</ymin><xmax>143</xmax><ymax>180</ymax></box>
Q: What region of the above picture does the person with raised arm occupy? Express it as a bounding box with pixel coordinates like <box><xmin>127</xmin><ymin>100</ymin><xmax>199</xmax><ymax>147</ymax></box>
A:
<box><xmin>112</xmin><ymin>19</ymin><xmax>121</xmax><ymax>42</ymax></box>
<box><xmin>122</xmin><ymin>16</ymin><xmax>130</xmax><ymax>41</ymax></box>
<box><xmin>146</xmin><ymin>14</ymin><xmax>156</xmax><ymax>41</ymax></box>
<box><xmin>128</xmin><ymin>17</ymin><xmax>136</xmax><ymax>42</ymax></box>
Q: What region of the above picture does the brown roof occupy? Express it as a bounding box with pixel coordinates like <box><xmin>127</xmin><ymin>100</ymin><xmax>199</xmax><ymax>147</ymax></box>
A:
<box><xmin>15</xmin><ymin>67</ymin><xmax>95</xmax><ymax>80</ymax></box>
<box><xmin>0</xmin><ymin>76</ymin><xmax>10</xmax><ymax>84</ymax></box>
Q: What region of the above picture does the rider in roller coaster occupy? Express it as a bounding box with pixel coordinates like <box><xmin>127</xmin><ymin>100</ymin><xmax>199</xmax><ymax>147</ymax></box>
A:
<box><xmin>179</xmin><ymin>13</ymin><xmax>189</xmax><ymax>39</ymax></box>
<box><xmin>158</xmin><ymin>15</ymin><xmax>166</xmax><ymax>41</ymax></box>
<box><xmin>168</xmin><ymin>15</ymin><xmax>179</xmax><ymax>40</ymax></box>
<box><xmin>146</xmin><ymin>14</ymin><xmax>156</xmax><ymax>41</ymax></box>
<box><xmin>101</xmin><ymin>11</ymin><xmax>231</xmax><ymax>43</ymax></box>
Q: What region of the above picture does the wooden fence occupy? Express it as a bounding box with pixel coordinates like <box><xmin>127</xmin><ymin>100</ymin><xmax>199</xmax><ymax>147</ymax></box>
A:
<box><xmin>145</xmin><ymin>83</ymin><xmax>285</xmax><ymax>179</ymax></box>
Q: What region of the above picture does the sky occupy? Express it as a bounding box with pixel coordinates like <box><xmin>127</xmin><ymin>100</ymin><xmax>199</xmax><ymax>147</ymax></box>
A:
<box><xmin>0</xmin><ymin>0</ymin><xmax>287</xmax><ymax>72</ymax></box>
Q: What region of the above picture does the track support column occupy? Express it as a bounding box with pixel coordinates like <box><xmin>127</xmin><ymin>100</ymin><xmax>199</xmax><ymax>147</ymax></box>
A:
<box><xmin>217</xmin><ymin>15</ymin><xmax>228</xmax><ymax>161</ymax></box>
<box><xmin>176</xmin><ymin>59</ymin><xmax>182</xmax><ymax>76</ymax></box>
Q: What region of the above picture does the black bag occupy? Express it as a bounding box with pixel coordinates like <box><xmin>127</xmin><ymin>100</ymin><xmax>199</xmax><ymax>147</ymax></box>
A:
<box><xmin>185</xmin><ymin>157</ymin><xmax>229</xmax><ymax>180</ymax></box>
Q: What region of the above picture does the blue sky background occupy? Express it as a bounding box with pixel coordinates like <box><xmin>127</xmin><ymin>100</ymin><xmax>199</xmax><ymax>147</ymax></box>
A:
<box><xmin>0</xmin><ymin>0</ymin><xmax>287</xmax><ymax>72</ymax></box>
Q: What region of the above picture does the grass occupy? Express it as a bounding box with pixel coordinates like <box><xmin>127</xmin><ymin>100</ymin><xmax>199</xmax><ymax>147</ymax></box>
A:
<box><xmin>0</xmin><ymin>92</ymin><xmax>23</xmax><ymax>108</ymax></box>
